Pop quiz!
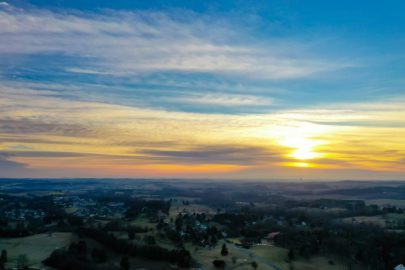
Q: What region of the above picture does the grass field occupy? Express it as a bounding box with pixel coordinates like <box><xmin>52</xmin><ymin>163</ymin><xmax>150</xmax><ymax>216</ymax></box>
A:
<box><xmin>340</xmin><ymin>215</ymin><xmax>386</xmax><ymax>227</ymax></box>
<box><xmin>188</xmin><ymin>239</ymin><xmax>347</xmax><ymax>270</ymax></box>
<box><xmin>0</xmin><ymin>233</ymin><xmax>75</xmax><ymax>269</ymax></box>
<box><xmin>340</xmin><ymin>213</ymin><xmax>405</xmax><ymax>228</ymax></box>
<box><xmin>0</xmin><ymin>229</ymin><xmax>352</xmax><ymax>270</ymax></box>
<box><xmin>129</xmin><ymin>217</ymin><xmax>157</xmax><ymax>229</ymax></box>
<box><xmin>291</xmin><ymin>256</ymin><xmax>348</xmax><ymax>270</ymax></box>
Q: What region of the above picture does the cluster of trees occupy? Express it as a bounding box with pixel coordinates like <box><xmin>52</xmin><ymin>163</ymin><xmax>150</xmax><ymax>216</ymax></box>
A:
<box><xmin>125</xmin><ymin>199</ymin><xmax>171</xmax><ymax>219</ymax></box>
<box><xmin>43</xmin><ymin>240</ymin><xmax>110</xmax><ymax>270</ymax></box>
<box><xmin>78</xmin><ymin>228</ymin><xmax>193</xmax><ymax>267</ymax></box>
<box><xmin>275</xmin><ymin>223</ymin><xmax>405</xmax><ymax>269</ymax></box>
<box><xmin>213</xmin><ymin>259</ymin><xmax>226</xmax><ymax>268</ymax></box>
<box><xmin>0</xmin><ymin>227</ymin><xmax>31</xmax><ymax>238</ymax></box>
<box><xmin>199</xmin><ymin>189</ymin><xmax>236</xmax><ymax>209</ymax></box>
<box><xmin>285</xmin><ymin>198</ymin><xmax>367</xmax><ymax>210</ymax></box>
<box><xmin>320</xmin><ymin>186</ymin><xmax>405</xmax><ymax>200</ymax></box>
<box><xmin>212</xmin><ymin>213</ymin><xmax>264</xmax><ymax>239</ymax></box>
<box><xmin>103</xmin><ymin>220</ymin><xmax>146</xmax><ymax>232</ymax></box>
<box><xmin>44</xmin><ymin>241</ymin><xmax>139</xmax><ymax>270</ymax></box>
<box><xmin>381</xmin><ymin>205</ymin><xmax>405</xmax><ymax>214</ymax></box>
<box><xmin>0</xmin><ymin>249</ymin><xmax>30</xmax><ymax>270</ymax></box>
<box><xmin>157</xmin><ymin>213</ymin><xmax>222</xmax><ymax>247</ymax></box>
<box><xmin>206</xmin><ymin>198</ymin><xmax>405</xmax><ymax>270</ymax></box>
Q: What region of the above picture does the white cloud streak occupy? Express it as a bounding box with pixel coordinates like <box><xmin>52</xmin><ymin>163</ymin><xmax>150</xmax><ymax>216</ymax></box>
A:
<box><xmin>165</xmin><ymin>93</ymin><xmax>273</xmax><ymax>106</ymax></box>
<box><xmin>0</xmin><ymin>4</ymin><xmax>351</xmax><ymax>80</ymax></box>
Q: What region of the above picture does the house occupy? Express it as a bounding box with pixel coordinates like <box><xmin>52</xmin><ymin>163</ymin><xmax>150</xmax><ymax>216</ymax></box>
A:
<box><xmin>395</xmin><ymin>264</ymin><xmax>405</xmax><ymax>270</ymax></box>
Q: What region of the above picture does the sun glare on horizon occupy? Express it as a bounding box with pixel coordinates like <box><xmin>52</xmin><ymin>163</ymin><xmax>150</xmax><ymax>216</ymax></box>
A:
<box><xmin>275</xmin><ymin>126</ymin><xmax>327</xmax><ymax>166</ymax></box>
<box><xmin>290</xmin><ymin>146</ymin><xmax>319</xmax><ymax>160</ymax></box>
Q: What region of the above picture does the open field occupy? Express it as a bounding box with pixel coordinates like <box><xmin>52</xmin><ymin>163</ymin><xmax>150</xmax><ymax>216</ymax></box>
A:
<box><xmin>340</xmin><ymin>215</ymin><xmax>386</xmax><ymax>227</ymax></box>
<box><xmin>291</xmin><ymin>256</ymin><xmax>348</xmax><ymax>270</ymax></box>
<box><xmin>129</xmin><ymin>217</ymin><xmax>157</xmax><ymax>230</ymax></box>
<box><xmin>0</xmin><ymin>233</ymin><xmax>75</xmax><ymax>269</ymax></box>
<box><xmin>187</xmin><ymin>241</ymin><xmax>287</xmax><ymax>270</ymax></box>
<box><xmin>340</xmin><ymin>213</ymin><xmax>405</xmax><ymax>228</ymax></box>
<box><xmin>188</xmin><ymin>240</ymin><xmax>347</xmax><ymax>270</ymax></box>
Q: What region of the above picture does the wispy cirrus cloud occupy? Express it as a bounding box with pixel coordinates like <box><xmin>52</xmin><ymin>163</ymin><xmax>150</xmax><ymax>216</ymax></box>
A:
<box><xmin>0</xmin><ymin>3</ymin><xmax>352</xmax><ymax>80</ymax></box>
<box><xmin>0</xmin><ymin>152</ymin><xmax>29</xmax><ymax>177</ymax></box>
<box><xmin>0</xmin><ymin>80</ymin><xmax>404</xmax><ymax>179</ymax></box>
<box><xmin>162</xmin><ymin>93</ymin><xmax>273</xmax><ymax>107</ymax></box>
<box><xmin>140</xmin><ymin>145</ymin><xmax>281</xmax><ymax>165</ymax></box>
<box><xmin>0</xmin><ymin>119</ymin><xmax>92</xmax><ymax>137</ymax></box>
<box><xmin>0</xmin><ymin>153</ymin><xmax>25</xmax><ymax>168</ymax></box>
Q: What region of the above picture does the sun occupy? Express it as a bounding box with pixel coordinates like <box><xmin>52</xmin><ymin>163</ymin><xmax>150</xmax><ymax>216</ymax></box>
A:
<box><xmin>281</xmin><ymin>161</ymin><xmax>313</xmax><ymax>168</ymax></box>
<box><xmin>279</xmin><ymin>137</ymin><xmax>321</xmax><ymax>160</ymax></box>
<box><xmin>253</xmin><ymin>121</ymin><xmax>329</xmax><ymax>167</ymax></box>
<box><xmin>290</xmin><ymin>147</ymin><xmax>319</xmax><ymax>160</ymax></box>
<box><xmin>295</xmin><ymin>162</ymin><xmax>310</xmax><ymax>167</ymax></box>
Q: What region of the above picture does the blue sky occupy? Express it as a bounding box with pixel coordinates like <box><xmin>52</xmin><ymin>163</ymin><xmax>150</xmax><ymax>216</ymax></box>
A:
<box><xmin>2</xmin><ymin>0</ymin><xmax>404</xmax><ymax>113</ymax></box>
<box><xmin>0</xmin><ymin>0</ymin><xmax>404</xmax><ymax>179</ymax></box>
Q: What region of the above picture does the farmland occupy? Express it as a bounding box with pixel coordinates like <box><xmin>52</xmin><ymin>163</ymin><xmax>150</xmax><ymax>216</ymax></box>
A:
<box><xmin>1</xmin><ymin>179</ymin><xmax>405</xmax><ymax>269</ymax></box>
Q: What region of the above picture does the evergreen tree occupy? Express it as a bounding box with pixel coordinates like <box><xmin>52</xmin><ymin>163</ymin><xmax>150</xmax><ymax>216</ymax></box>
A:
<box><xmin>251</xmin><ymin>261</ymin><xmax>258</xmax><ymax>269</ymax></box>
<box><xmin>128</xmin><ymin>230</ymin><xmax>135</xmax><ymax>240</ymax></box>
<box><xmin>288</xmin><ymin>248</ymin><xmax>295</xmax><ymax>261</ymax></box>
<box><xmin>120</xmin><ymin>256</ymin><xmax>130</xmax><ymax>270</ymax></box>
<box><xmin>221</xmin><ymin>243</ymin><xmax>228</xmax><ymax>256</ymax></box>
<box><xmin>0</xmin><ymin>250</ymin><xmax>7</xmax><ymax>263</ymax></box>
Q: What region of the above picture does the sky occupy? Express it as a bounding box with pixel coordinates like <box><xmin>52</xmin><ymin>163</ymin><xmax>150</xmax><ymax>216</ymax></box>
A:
<box><xmin>0</xmin><ymin>0</ymin><xmax>404</xmax><ymax>180</ymax></box>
